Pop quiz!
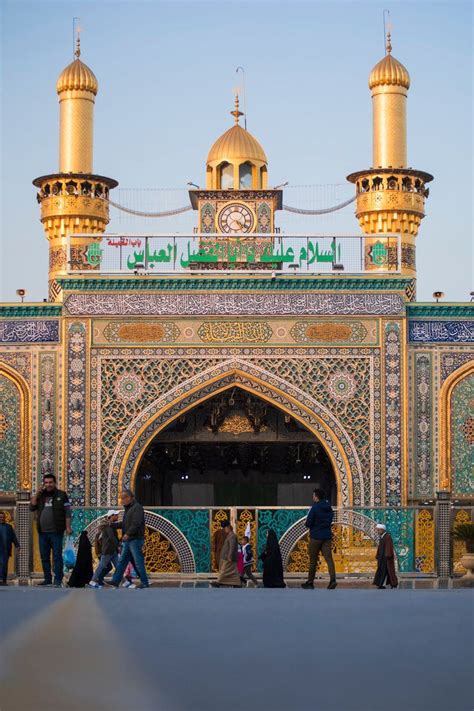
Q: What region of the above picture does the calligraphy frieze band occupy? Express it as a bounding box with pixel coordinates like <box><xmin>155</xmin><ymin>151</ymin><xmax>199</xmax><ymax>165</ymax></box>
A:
<box><xmin>409</xmin><ymin>320</ymin><xmax>474</xmax><ymax>343</ymax></box>
<box><xmin>66</xmin><ymin>292</ymin><xmax>404</xmax><ymax>317</ymax></box>
<box><xmin>0</xmin><ymin>320</ymin><xmax>60</xmax><ymax>343</ymax></box>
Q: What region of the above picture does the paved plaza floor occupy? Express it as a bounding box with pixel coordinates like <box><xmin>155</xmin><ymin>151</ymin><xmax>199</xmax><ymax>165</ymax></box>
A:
<box><xmin>0</xmin><ymin>587</ymin><xmax>472</xmax><ymax>711</ymax></box>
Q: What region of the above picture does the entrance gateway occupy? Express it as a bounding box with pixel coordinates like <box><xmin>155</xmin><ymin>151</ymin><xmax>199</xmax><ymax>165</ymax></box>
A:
<box><xmin>135</xmin><ymin>389</ymin><xmax>337</xmax><ymax>508</ymax></box>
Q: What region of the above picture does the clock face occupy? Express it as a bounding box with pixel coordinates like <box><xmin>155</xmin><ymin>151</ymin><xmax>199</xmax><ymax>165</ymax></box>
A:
<box><xmin>217</xmin><ymin>203</ymin><xmax>255</xmax><ymax>234</ymax></box>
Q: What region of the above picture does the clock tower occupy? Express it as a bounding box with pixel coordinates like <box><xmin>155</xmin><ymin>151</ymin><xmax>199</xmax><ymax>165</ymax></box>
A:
<box><xmin>189</xmin><ymin>96</ymin><xmax>282</xmax><ymax>265</ymax></box>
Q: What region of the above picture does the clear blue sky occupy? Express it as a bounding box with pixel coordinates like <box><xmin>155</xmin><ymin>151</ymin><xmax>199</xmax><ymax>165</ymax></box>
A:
<box><xmin>1</xmin><ymin>0</ymin><xmax>472</xmax><ymax>302</ymax></box>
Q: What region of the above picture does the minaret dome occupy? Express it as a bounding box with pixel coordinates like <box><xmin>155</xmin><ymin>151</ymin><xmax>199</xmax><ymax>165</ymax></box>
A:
<box><xmin>368</xmin><ymin>35</ymin><xmax>410</xmax><ymax>91</ymax></box>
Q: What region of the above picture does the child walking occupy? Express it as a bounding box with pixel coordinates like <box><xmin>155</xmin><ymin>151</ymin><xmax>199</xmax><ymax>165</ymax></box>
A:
<box><xmin>241</xmin><ymin>535</ymin><xmax>259</xmax><ymax>587</ymax></box>
<box><xmin>87</xmin><ymin>510</ymin><xmax>121</xmax><ymax>588</ymax></box>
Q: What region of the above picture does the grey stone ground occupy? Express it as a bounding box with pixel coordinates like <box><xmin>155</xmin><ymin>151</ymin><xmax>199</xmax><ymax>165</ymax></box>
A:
<box><xmin>0</xmin><ymin>588</ymin><xmax>472</xmax><ymax>711</ymax></box>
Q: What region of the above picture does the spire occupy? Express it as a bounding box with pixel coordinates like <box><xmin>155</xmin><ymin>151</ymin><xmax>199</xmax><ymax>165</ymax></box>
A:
<box><xmin>75</xmin><ymin>32</ymin><xmax>81</xmax><ymax>59</ymax></box>
<box><xmin>73</xmin><ymin>18</ymin><xmax>81</xmax><ymax>59</ymax></box>
<box><xmin>386</xmin><ymin>30</ymin><xmax>392</xmax><ymax>54</ymax></box>
<box><xmin>230</xmin><ymin>94</ymin><xmax>243</xmax><ymax>125</ymax></box>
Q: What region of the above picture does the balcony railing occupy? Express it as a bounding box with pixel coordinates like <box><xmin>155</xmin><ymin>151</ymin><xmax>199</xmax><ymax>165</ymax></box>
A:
<box><xmin>66</xmin><ymin>233</ymin><xmax>402</xmax><ymax>275</ymax></box>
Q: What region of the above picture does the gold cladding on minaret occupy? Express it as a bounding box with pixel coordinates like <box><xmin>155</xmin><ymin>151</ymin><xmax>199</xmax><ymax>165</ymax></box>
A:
<box><xmin>369</xmin><ymin>32</ymin><xmax>410</xmax><ymax>169</ymax></box>
<box><xmin>347</xmin><ymin>31</ymin><xmax>433</xmax><ymax>280</ymax></box>
<box><xmin>33</xmin><ymin>35</ymin><xmax>117</xmax><ymax>301</ymax></box>
<box><xmin>56</xmin><ymin>37</ymin><xmax>98</xmax><ymax>173</ymax></box>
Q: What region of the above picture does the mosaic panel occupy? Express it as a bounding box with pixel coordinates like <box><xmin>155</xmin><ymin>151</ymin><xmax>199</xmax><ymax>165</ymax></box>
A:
<box><xmin>65</xmin><ymin>292</ymin><xmax>405</xmax><ymax>317</ymax></box>
<box><xmin>0</xmin><ymin>352</ymin><xmax>32</xmax><ymax>383</ymax></box>
<box><xmin>0</xmin><ymin>374</ymin><xmax>20</xmax><ymax>493</ymax></box>
<box><xmin>451</xmin><ymin>374</ymin><xmax>474</xmax><ymax>495</ymax></box>
<box><xmin>257</xmin><ymin>202</ymin><xmax>272</xmax><ymax>233</ymax></box>
<box><xmin>197</xmin><ymin>321</ymin><xmax>273</xmax><ymax>344</ymax></box>
<box><xmin>414</xmin><ymin>508</ymin><xmax>435</xmax><ymax>573</ymax></box>
<box><xmin>414</xmin><ymin>354</ymin><xmax>433</xmax><ymax>498</ymax></box>
<box><xmin>98</xmin><ymin>321</ymin><xmax>180</xmax><ymax>344</ymax></box>
<box><xmin>150</xmin><ymin>509</ymin><xmax>209</xmax><ymax>573</ymax></box>
<box><xmin>409</xmin><ymin>321</ymin><xmax>474</xmax><ymax>343</ymax></box>
<box><xmin>384</xmin><ymin>323</ymin><xmax>403</xmax><ymax>505</ymax></box>
<box><xmin>289</xmin><ymin>320</ymin><xmax>374</xmax><ymax>345</ymax></box>
<box><xmin>440</xmin><ymin>353</ymin><xmax>474</xmax><ymax>383</ymax></box>
<box><xmin>200</xmin><ymin>202</ymin><xmax>216</xmax><ymax>233</ymax></box>
<box><xmin>0</xmin><ymin>320</ymin><xmax>59</xmax><ymax>343</ymax></box>
<box><xmin>66</xmin><ymin>323</ymin><xmax>87</xmax><ymax>505</ymax></box>
<box><xmin>38</xmin><ymin>353</ymin><xmax>56</xmax><ymax>484</ymax></box>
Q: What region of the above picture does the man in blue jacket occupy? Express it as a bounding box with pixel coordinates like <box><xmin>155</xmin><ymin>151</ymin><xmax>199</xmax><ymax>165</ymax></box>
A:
<box><xmin>302</xmin><ymin>488</ymin><xmax>337</xmax><ymax>589</ymax></box>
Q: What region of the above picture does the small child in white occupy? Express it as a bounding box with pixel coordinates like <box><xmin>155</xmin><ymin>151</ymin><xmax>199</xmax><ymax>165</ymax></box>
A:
<box><xmin>241</xmin><ymin>535</ymin><xmax>259</xmax><ymax>587</ymax></box>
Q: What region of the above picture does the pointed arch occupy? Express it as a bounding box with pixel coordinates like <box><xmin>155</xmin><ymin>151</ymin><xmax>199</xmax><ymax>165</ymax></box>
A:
<box><xmin>108</xmin><ymin>359</ymin><xmax>363</xmax><ymax>507</ymax></box>
<box><xmin>440</xmin><ymin>361</ymin><xmax>474</xmax><ymax>492</ymax></box>
<box><xmin>0</xmin><ymin>362</ymin><xmax>31</xmax><ymax>492</ymax></box>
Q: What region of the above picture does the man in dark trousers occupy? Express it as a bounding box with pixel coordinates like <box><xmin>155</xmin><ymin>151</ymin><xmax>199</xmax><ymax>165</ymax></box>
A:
<box><xmin>373</xmin><ymin>523</ymin><xmax>398</xmax><ymax>589</ymax></box>
<box><xmin>30</xmin><ymin>473</ymin><xmax>72</xmax><ymax>587</ymax></box>
<box><xmin>0</xmin><ymin>511</ymin><xmax>20</xmax><ymax>585</ymax></box>
<box><xmin>107</xmin><ymin>489</ymin><xmax>150</xmax><ymax>589</ymax></box>
<box><xmin>302</xmin><ymin>488</ymin><xmax>337</xmax><ymax>590</ymax></box>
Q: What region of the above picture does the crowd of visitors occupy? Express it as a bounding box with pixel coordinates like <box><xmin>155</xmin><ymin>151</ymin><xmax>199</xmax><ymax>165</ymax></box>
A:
<box><xmin>0</xmin><ymin>476</ymin><xmax>398</xmax><ymax>590</ymax></box>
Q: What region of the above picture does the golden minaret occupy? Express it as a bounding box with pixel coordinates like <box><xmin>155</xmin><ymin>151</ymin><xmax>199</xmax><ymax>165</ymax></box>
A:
<box><xmin>33</xmin><ymin>34</ymin><xmax>118</xmax><ymax>300</ymax></box>
<box><xmin>347</xmin><ymin>31</ymin><xmax>433</xmax><ymax>283</ymax></box>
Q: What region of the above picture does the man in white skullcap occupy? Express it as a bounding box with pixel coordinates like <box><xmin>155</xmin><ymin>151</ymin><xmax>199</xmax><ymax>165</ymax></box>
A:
<box><xmin>373</xmin><ymin>523</ymin><xmax>398</xmax><ymax>589</ymax></box>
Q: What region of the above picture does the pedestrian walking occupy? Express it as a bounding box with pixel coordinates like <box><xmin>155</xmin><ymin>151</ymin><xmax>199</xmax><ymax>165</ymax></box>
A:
<box><xmin>68</xmin><ymin>530</ymin><xmax>93</xmax><ymax>588</ymax></box>
<box><xmin>0</xmin><ymin>512</ymin><xmax>20</xmax><ymax>585</ymax></box>
<box><xmin>260</xmin><ymin>529</ymin><xmax>286</xmax><ymax>588</ymax></box>
<box><xmin>373</xmin><ymin>523</ymin><xmax>398</xmax><ymax>589</ymax></box>
<box><xmin>301</xmin><ymin>488</ymin><xmax>337</xmax><ymax>590</ymax></box>
<box><xmin>211</xmin><ymin>522</ymin><xmax>241</xmax><ymax>587</ymax></box>
<box><xmin>240</xmin><ymin>535</ymin><xmax>259</xmax><ymax>587</ymax></box>
<box><xmin>213</xmin><ymin>519</ymin><xmax>229</xmax><ymax>572</ymax></box>
<box><xmin>106</xmin><ymin>490</ymin><xmax>150</xmax><ymax>589</ymax></box>
<box><xmin>30</xmin><ymin>474</ymin><xmax>72</xmax><ymax>587</ymax></box>
<box><xmin>87</xmin><ymin>510</ymin><xmax>121</xmax><ymax>588</ymax></box>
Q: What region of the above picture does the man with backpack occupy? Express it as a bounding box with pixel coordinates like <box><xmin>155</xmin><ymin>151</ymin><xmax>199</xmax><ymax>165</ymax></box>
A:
<box><xmin>87</xmin><ymin>510</ymin><xmax>120</xmax><ymax>588</ymax></box>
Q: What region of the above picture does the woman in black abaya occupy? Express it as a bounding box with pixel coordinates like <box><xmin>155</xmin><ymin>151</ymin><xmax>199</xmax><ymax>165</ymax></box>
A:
<box><xmin>259</xmin><ymin>529</ymin><xmax>286</xmax><ymax>588</ymax></box>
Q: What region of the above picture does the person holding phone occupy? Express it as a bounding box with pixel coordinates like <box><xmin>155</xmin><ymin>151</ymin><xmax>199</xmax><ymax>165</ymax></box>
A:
<box><xmin>30</xmin><ymin>474</ymin><xmax>72</xmax><ymax>587</ymax></box>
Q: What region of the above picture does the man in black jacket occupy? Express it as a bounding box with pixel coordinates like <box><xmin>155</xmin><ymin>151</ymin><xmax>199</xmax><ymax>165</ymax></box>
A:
<box><xmin>301</xmin><ymin>488</ymin><xmax>337</xmax><ymax>590</ymax></box>
<box><xmin>30</xmin><ymin>473</ymin><xmax>72</xmax><ymax>587</ymax></box>
<box><xmin>108</xmin><ymin>490</ymin><xmax>149</xmax><ymax>589</ymax></box>
<box><xmin>0</xmin><ymin>511</ymin><xmax>20</xmax><ymax>585</ymax></box>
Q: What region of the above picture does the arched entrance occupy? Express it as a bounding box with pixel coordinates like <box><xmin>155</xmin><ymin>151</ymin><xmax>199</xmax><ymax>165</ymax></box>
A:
<box><xmin>440</xmin><ymin>362</ymin><xmax>474</xmax><ymax>493</ymax></box>
<box><xmin>135</xmin><ymin>388</ymin><xmax>337</xmax><ymax>507</ymax></box>
<box><xmin>0</xmin><ymin>363</ymin><xmax>31</xmax><ymax>494</ymax></box>
<box><xmin>111</xmin><ymin>362</ymin><xmax>361</xmax><ymax>507</ymax></box>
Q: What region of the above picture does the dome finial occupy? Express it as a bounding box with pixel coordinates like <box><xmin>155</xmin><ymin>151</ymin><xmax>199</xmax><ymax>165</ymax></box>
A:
<box><xmin>73</xmin><ymin>17</ymin><xmax>81</xmax><ymax>59</ymax></box>
<box><xmin>386</xmin><ymin>30</ymin><xmax>392</xmax><ymax>54</ymax></box>
<box><xmin>230</xmin><ymin>93</ymin><xmax>243</xmax><ymax>125</ymax></box>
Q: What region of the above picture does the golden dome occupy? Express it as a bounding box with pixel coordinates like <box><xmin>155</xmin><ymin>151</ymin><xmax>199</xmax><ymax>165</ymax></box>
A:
<box><xmin>207</xmin><ymin>96</ymin><xmax>267</xmax><ymax>164</ymax></box>
<box><xmin>369</xmin><ymin>34</ymin><xmax>410</xmax><ymax>90</ymax></box>
<box><xmin>56</xmin><ymin>42</ymin><xmax>98</xmax><ymax>95</ymax></box>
